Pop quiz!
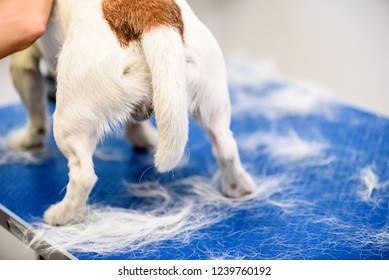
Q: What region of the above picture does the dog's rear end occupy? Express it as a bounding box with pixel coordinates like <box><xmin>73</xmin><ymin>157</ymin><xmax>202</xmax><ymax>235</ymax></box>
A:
<box><xmin>9</xmin><ymin>0</ymin><xmax>255</xmax><ymax>226</ymax></box>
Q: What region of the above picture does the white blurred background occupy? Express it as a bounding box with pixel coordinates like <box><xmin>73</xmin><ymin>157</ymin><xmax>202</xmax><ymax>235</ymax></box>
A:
<box><xmin>188</xmin><ymin>0</ymin><xmax>389</xmax><ymax>116</ymax></box>
<box><xmin>1</xmin><ymin>0</ymin><xmax>388</xmax><ymax>259</ymax></box>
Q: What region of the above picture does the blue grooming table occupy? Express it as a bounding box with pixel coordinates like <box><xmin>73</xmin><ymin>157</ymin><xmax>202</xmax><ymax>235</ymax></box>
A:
<box><xmin>1</xmin><ymin>78</ymin><xmax>388</xmax><ymax>260</ymax></box>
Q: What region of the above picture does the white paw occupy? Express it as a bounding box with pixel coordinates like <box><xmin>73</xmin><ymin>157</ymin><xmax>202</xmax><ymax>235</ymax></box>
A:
<box><xmin>126</xmin><ymin>122</ymin><xmax>159</xmax><ymax>150</ymax></box>
<box><xmin>142</xmin><ymin>125</ymin><xmax>159</xmax><ymax>149</ymax></box>
<box><xmin>7</xmin><ymin>127</ymin><xmax>45</xmax><ymax>150</ymax></box>
<box><xmin>44</xmin><ymin>201</ymin><xmax>86</xmax><ymax>226</ymax></box>
<box><xmin>222</xmin><ymin>169</ymin><xmax>256</xmax><ymax>198</ymax></box>
<box><xmin>135</xmin><ymin>127</ymin><xmax>158</xmax><ymax>150</ymax></box>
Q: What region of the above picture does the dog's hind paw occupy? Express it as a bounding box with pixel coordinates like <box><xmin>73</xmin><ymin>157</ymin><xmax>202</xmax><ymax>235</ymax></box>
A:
<box><xmin>7</xmin><ymin>127</ymin><xmax>46</xmax><ymax>150</ymax></box>
<box><xmin>221</xmin><ymin>169</ymin><xmax>256</xmax><ymax>198</ymax></box>
<box><xmin>125</xmin><ymin>121</ymin><xmax>159</xmax><ymax>150</ymax></box>
<box><xmin>44</xmin><ymin>201</ymin><xmax>86</xmax><ymax>226</ymax></box>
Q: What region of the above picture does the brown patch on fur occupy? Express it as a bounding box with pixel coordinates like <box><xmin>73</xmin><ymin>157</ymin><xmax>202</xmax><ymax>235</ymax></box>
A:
<box><xmin>102</xmin><ymin>0</ymin><xmax>184</xmax><ymax>47</ymax></box>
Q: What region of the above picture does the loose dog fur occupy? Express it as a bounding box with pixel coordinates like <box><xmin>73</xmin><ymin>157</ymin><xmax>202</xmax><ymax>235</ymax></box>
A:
<box><xmin>9</xmin><ymin>0</ymin><xmax>255</xmax><ymax>225</ymax></box>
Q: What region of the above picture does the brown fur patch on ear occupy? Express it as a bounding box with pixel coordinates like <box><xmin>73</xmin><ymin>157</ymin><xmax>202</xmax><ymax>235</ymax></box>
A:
<box><xmin>102</xmin><ymin>0</ymin><xmax>184</xmax><ymax>47</ymax></box>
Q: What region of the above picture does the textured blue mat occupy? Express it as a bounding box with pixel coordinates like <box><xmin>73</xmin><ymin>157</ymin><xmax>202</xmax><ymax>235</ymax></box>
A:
<box><xmin>0</xmin><ymin>78</ymin><xmax>388</xmax><ymax>260</ymax></box>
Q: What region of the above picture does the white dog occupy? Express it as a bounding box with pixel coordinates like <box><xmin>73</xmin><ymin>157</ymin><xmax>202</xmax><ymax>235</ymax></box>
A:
<box><xmin>9</xmin><ymin>0</ymin><xmax>255</xmax><ymax>225</ymax></box>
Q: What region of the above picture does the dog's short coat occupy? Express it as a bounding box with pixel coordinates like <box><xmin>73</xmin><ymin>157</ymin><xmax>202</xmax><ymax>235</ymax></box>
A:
<box><xmin>9</xmin><ymin>0</ymin><xmax>255</xmax><ymax>225</ymax></box>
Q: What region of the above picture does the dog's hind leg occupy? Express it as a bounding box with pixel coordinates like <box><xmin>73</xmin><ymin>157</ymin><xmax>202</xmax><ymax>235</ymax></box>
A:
<box><xmin>44</xmin><ymin>109</ymin><xmax>98</xmax><ymax>225</ymax></box>
<box><xmin>125</xmin><ymin>120</ymin><xmax>158</xmax><ymax>151</ymax></box>
<box><xmin>192</xmin><ymin>82</ymin><xmax>255</xmax><ymax>198</ymax></box>
<box><xmin>8</xmin><ymin>44</ymin><xmax>48</xmax><ymax>149</ymax></box>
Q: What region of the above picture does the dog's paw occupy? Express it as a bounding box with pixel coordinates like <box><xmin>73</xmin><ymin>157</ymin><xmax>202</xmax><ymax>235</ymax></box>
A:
<box><xmin>7</xmin><ymin>127</ymin><xmax>45</xmax><ymax>150</ymax></box>
<box><xmin>222</xmin><ymin>169</ymin><xmax>256</xmax><ymax>198</ymax></box>
<box><xmin>44</xmin><ymin>201</ymin><xmax>86</xmax><ymax>226</ymax></box>
<box><xmin>134</xmin><ymin>128</ymin><xmax>158</xmax><ymax>150</ymax></box>
<box><xmin>126</xmin><ymin>122</ymin><xmax>159</xmax><ymax>150</ymax></box>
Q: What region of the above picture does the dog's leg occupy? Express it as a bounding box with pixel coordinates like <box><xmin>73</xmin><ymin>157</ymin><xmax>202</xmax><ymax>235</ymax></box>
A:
<box><xmin>208</xmin><ymin>124</ymin><xmax>255</xmax><ymax>198</ymax></box>
<box><xmin>8</xmin><ymin>44</ymin><xmax>48</xmax><ymax>149</ymax></box>
<box><xmin>125</xmin><ymin>120</ymin><xmax>158</xmax><ymax>151</ymax></box>
<box><xmin>193</xmin><ymin>84</ymin><xmax>255</xmax><ymax>198</ymax></box>
<box><xmin>44</xmin><ymin>110</ymin><xmax>98</xmax><ymax>225</ymax></box>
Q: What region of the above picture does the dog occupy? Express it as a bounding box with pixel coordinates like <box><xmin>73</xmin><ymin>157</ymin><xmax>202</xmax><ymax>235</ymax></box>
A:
<box><xmin>8</xmin><ymin>0</ymin><xmax>255</xmax><ymax>226</ymax></box>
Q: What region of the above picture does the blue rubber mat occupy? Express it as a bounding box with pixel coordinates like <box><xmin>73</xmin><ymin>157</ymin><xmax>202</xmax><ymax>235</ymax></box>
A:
<box><xmin>1</xmin><ymin>77</ymin><xmax>388</xmax><ymax>260</ymax></box>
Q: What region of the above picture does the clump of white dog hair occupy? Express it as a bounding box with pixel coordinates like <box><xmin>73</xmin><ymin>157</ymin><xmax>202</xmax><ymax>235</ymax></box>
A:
<box><xmin>232</xmin><ymin>83</ymin><xmax>336</xmax><ymax>120</ymax></box>
<box><xmin>0</xmin><ymin>137</ymin><xmax>51</xmax><ymax>165</ymax></box>
<box><xmin>239</xmin><ymin>130</ymin><xmax>328</xmax><ymax>162</ymax></box>
<box><xmin>227</xmin><ymin>57</ymin><xmax>337</xmax><ymax>120</ymax></box>
<box><xmin>358</xmin><ymin>165</ymin><xmax>389</xmax><ymax>202</ymax></box>
<box><xmin>29</xmin><ymin>174</ymin><xmax>287</xmax><ymax>256</ymax></box>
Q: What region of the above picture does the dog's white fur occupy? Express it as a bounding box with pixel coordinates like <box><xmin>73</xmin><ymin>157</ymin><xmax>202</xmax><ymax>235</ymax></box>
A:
<box><xmin>9</xmin><ymin>0</ymin><xmax>255</xmax><ymax>225</ymax></box>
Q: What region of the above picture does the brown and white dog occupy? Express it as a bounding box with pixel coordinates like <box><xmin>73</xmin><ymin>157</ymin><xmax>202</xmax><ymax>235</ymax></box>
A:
<box><xmin>9</xmin><ymin>0</ymin><xmax>255</xmax><ymax>225</ymax></box>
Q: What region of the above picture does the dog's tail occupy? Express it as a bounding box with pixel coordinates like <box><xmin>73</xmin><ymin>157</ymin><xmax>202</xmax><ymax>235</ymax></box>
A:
<box><xmin>141</xmin><ymin>27</ymin><xmax>188</xmax><ymax>172</ymax></box>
